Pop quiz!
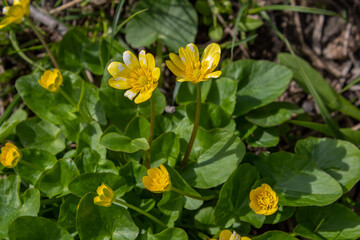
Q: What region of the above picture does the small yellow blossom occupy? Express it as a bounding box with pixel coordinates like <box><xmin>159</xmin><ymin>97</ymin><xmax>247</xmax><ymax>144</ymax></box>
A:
<box><xmin>219</xmin><ymin>230</ymin><xmax>251</xmax><ymax>240</ymax></box>
<box><xmin>0</xmin><ymin>143</ymin><xmax>21</xmax><ymax>168</ymax></box>
<box><xmin>94</xmin><ymin>183</ymin><xmax>115</xmax><ymax>207</ymax></box>
<box><xmin>0</xmin><ymin>0</ymin><xmax>30</xmax><ymax>29</ymax></box>
<box><xmin>142</xmin><ymin>164</ymin><xmax>172</xmax><ymax>193</ymax></box>
<box><xmin>37</xmin><ymin>69</ymin><xmax>63</xmax><ymax>92</ymax></box>
<box><xmin>166</xmin><ymin>43</ymin><xmax>221</xmax><ymax>83</ymax></box>
<box><xmin>249</xmin><ymin>183</ymin><xmax>279</xmax><ymax>216</ymax></box>
<box><xmin>107</xmin><ymin>50</ymin><xmax>160</xmax><ymax>104</ymax></box>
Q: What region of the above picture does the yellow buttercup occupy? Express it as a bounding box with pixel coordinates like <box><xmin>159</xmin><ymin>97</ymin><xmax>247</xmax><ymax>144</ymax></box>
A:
<box><xmin>0</xmin><ymin>0</ymin><xmax>30</xmax><ymax>29</ymax></box>
<box><xmin>142</xmin><ymin>164</ymin><xmax>172</xmax><ymax>193</ymax></box>
<box><xmin>249</xmin><ymin>183</ymin><xmax>279</xmax><ymax>216</ymax></box>
<box><xmin>166</xmin><ymin>42</ymin><xmax>222</xmax><ymax>83</ymax></box>
<box><xmin>93</xmin><ymin>183</ymin><xmax>116</xmax><ymax>207</ymax></box>
<box><xmin>0</xmin><ymin>142</ymin><xmax>21</xmax><ymax>168</ymax></box>
<box><xmin>107</xmin><ymin>50</ymin><xmax>160</xmax><ymax>104</ymax></box>
<box><xmin>37</xmin><ymin>69</ymin><xmax>63</xmax><ymax>92</ymax></box>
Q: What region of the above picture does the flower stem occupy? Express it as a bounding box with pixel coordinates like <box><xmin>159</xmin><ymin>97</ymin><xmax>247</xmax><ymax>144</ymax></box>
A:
<box><xmin>114</xmin><ymin>199</ymin><xmax>168</xmax><ymax>228</ymax></box>
<box><xmin>145</xmin><ymin>97</ymin><xmax>155</xmax><ymax>169</ymax></box>
<box><xmin>180</xmin><ymin>83</ymin><xmax>201</xmax><ymax>169</ymax></box>
<box><xmin>172</xmin><ymin>187</ymin><xmax>216</xmax><ymax>201</ymax></box>
<box><xmin>19</xmin><ymin>160</ymin><xmax>45</xmax><ymax>171</ymax></box>
<box><xmin>59</xmin><ymin>89</ymin><xmax>92</xmax><ymax>123</ymax></box>
<box><xmin>0</xmin><ymin>94</ymin><xmax>21</xmax><ymax>127</ymax></box>
<box><xmin>26</xmin><ymin>18</ymin><xmax>60</xmax><ymax>69</ymax></box>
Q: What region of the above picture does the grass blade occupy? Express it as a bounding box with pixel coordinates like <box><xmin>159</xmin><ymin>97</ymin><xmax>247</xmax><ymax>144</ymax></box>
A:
<box><xmin>249</xmin><ymin>5</ymin><xmax>339</xmax><ymax>17</ymax></box>
<box><xmin>231</xmin><ymin>2</ymin><xmax>248</xmax><ymax>60</ymax></box>
<box><xmin>109</xmin><ymin>0</ymin><xmax>124</xmax><ymax>60</ymax></box>
<box><xmin>341</xmin><ymin>76</ymin><xmax>360</xmax><ymax>93</ymax></box>
<box><xmin>114</xmin><ymin>8</ymin><xmax>148</xmax><ymax>35</ymax></box>
<box><xmin>261</xmin><ymin>12</ymin><xmax>343</xmax><ymax>139</ymax></box>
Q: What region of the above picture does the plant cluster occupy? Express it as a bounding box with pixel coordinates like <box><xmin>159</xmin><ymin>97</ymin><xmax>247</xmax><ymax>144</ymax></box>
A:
<box><xmin>1</xmin><ymin>0</ymin><xmax>360</xmax><ymax>240</ymax></box>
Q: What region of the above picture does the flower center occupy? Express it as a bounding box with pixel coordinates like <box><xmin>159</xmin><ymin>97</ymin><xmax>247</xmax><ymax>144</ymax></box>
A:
<box><xmin>191</xmin><ymin>69</ymin><xmax>202</xmax><ymax>80</ymax></box>
<box><xmin>257</xmin><ymin>192</ymin><xmax>274</xmax><ymax>209</ymax></box>
<box><xmin>138</xmin><ymin>76</ymin><xmax>149</xmax><ymax>86</ymax></box>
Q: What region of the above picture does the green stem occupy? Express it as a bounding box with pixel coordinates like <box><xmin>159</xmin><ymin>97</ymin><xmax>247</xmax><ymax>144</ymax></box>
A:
<box><xmin>26</xmin><ymin>18</ymin><xmax>60</xmax><ymax>69</ymax></box>
<box><xmin>114</xmin><ymin>199</ymin><xmax>168</xmax><ymax>228</ymax></box>
<box><xmin>156</xmin><ymin>39</ymin><xmax>163</xmax><ymax>87</ymax></box>
<box><xmin>180</xmin><ymin>84</ymin><xmax>201</xmax><ymax>169</ymax></box>
<box><xmin>19</xmin><ymin>159</ymin><xmax>45</xmax><ymax>171</ymax></box>
<box><xmin>9</xmin><ymin>31</ymin><xmax>46</xmax><ymax>71</ymax></box>
<box><xmin>59</xmin><ymin>89</ymin><xmax>92</xmax><ymax>122</ymax></box>
<box><xmin>172</xmin><ymin>187</ymin><xmax>216</xmax><ymax>201</ymax></box>
<box><xmin>145</xmin><ymin>97</ymin><xmax>155</xmax><ymax>169</ymax></box>
<box><xmin>0</xmin><ymin>94</ymin><xmax>21</xmax><ymax>127</ymax></box>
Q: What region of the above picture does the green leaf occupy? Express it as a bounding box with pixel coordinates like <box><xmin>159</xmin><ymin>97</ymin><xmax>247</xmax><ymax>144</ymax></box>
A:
<box><xmin>55</xmin><ymin>28</ymin><xmax>88</xmax><ymax>72</ymax></box>
<box><xmin>146</xmin><ymin>228</ymin><xmax>188</xmax><ymax>240</ymax></box>
<box><xmin>74</xmin><ymin>147</ymin><xmax>117</xmax><ymax>174</ymax></box>
<box><xmin>37</xmin><ymin>158</ymin><xmax>79</xmax><ymax>198</ymax></box>
<box><xmin>295</xmin><ymin>203</ymin><xmax>360</xmax><ymax>240</ymax></box>
<box><xmin>125</xmin><ymin>115</ymin><xmax>150</xmax><ymax>139</ymax></box>
<box><xmin>194</xmin><ymin>207</ymin><xmax>220</xmax><ymax>234</ymax></box>
<box><xmin>221</xmin><ymin>59</ymin><xmax>292</xmax><ymax>116</ymax></box>
<box><xmin>77</xmin><ymin>122</ymin><xmax>107</xmax><ymax>158</ymax></box>
<box><xmin>0</xmin><ymin>175</ymin><xmax>40</xmax><ymax>238</ymax></box>
<box><xmin>176</xmin><ymin>81</ymin><xmax>212</xmax><ymax>105</ymax></box>
<box><xmin>101</xmin><ymin>132</ymin><xmax>149</xmax><ymax>153</ymax></box>
<box><xmin>0</xmin><ymin>108</ymin><xmax>27</xmax><ymax>141</ymax></box>
<box><xmin>150</xmin><ymin>132</ymin><xmax>180</xmax><ymax>167</ymax></box>
<box><xmin>246</xmin><ymin>102</ymin><xmax>303</xmax><ymax>127</ymax></box>
<box><xmin>77</xmin><ymin>193</ymin><xmax>139</xmax><ymax>240</ymax></box>
<box><xmin>207</xmin><ymin>77</ymin><xmax>237</xmax><ymax>115</ymax></box>
<box><xmin>239</xmin><ymin>17</ymin><xmax>263</xmax><ymax>32</ymax></box>
<box><xmin>125</xmin><ymin>0</ymin><xmax>197</xmax><ymax>51</ymax></box>
<box><xmin>186</xmin><ymin>102</ymin><xmax>234</xmax><ymax>130</ymax></box>
<box><xmin>182</xmin><ymin>129</ymin><xmax>245</xmax><ymax>188</ymax></box>
<box><xmin>69</xmin><ymin>173</ymin><xmax>131</xmax><ymax>198</ymax></box>
<box><xmin>295</xmin><ymin>137</ymin><xmax>360</xmax><ymax>192</ymax></box>
<box><xmin>278</xmin><ymin>53</ymin><xmax>360</xmax><ymax>121</ymax></box>
<box><xmin>246</xmin><ymin>127</ymin><xmax>280</xmax><ymax>148</ymax></box>
<box><xmin>17</xmin><ymin>148</ymin><xmax>57</xmax><ymax>185</ymax></box>
<box><xmin>254</xmin><ymin>152</ymin><xmax>343</xmax><ymax>206</ymax></box>
<box><xmin>253</xmin><ymin>231</ymin><xmax>298</xmax><ymax>240</ymax></box>
<box><xmin>264</xmin><ymin>206</ymin><xmax>296</xmax><ymax>224</ymax></box>
<box><xmin>83</xmin><ymin>41</ymin><xmax>103</xmax><ymax>75</ymax></box>
<box><xmin>58</xmin><ymin>194</ymin><xmax>79</xmax><ymax>231</ymax></box>
<box><xmin>214</xmin><ymin>164</ymin><xmax>259</xmax><ymax>227</ymax></box>
<box><xmin>16</xmin><ymin>117</ymin><xmax>65</xmax><ymax>154</ymax></box>
<box><xmin>119</xmin><ymin>160</ymin><xmax>147</xmax><ymax>189</ymax></box>
<box><xmin>209</xmin><ymin>25</ymin><xmax>223</xmax><ymax>42</ymax></box>
<box><xmin>8</xmin><ymin>216</ymin><xmax>73</xmax><ymax>240</ymax></box>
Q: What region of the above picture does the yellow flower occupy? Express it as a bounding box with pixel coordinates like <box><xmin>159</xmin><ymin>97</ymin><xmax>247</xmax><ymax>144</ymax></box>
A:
<box><xmin>38</xmin><ymin>69</ymin><xmax>63</xmax><ymax>92</ymax></box>
<box><xmin>93</xmin><ymin>183</ymin><xmax>115</xmax><ymax>207</ymax></box>
<box><xmin>0</xmin><ymin>143</ymin><xmax>21</xmax><ymax>168</ymax></box>
<box><xmin>107</xmin><ymin>50</ymin><xmax>160</xmax><ymax>104</ymax></box>
<box><xmin>142</xmin><ymin>164</ymin><xmax>172</xmax><ymax>193</ymax></box>
<box><xmin>0</xmin><ymin>0</ymin><xmax>30</xmax><ymax>29</ymax></box>
<box><xmin>166</xmin><ymin>43</ymin><xmax>222</xmax><ymax>83</ymax></box>
<box><xmin>249</xmin><ymin>183</ymin><xmax>279</xmax><ymax>216</ymax></box>
<box><xmin>219</xmin><ymin>230</ymin><xmax>251</xmax><ymax>240</ymax></box>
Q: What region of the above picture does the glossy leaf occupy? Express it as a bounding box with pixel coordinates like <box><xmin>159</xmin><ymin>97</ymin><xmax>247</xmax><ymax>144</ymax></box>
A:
<box><xmin>101</xmin><ymin>132</ymin><xmax>149</xmax><ymax>153</ymax></box>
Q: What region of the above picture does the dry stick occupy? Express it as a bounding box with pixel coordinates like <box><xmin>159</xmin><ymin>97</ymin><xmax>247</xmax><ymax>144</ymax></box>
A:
<box><xmin>49</xmin><ymin>0</ymin><xmax>83</xmax><ymax>14</ymax></box>
<box><xmin>27</xmin><ymin>18</ymin><xmax>60</xmax><ymax>69</ymax></box>
<box><xmin>180</xmin><ymin>84</ymin><xmax>201</xmax><ymax>170</ymax></box>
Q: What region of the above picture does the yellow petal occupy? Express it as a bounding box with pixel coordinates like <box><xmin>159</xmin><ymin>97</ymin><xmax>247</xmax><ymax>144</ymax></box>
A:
<box><xmin>107</xmin><ymin>61</ymin><xmax>129</xmax><ymax>77</ymax></box>
<box><xmin>134</xmin><ymin>89</ymin><xmax>152</xmax><ymax>104</ymax></box>
<box><xmin>219</xmin><ymin>230</ymin><xmax>232</xmax><ymax>240</ymax></box>
<box><xmin>176</xmin><ymin>77</ymin><xmax>192</xmax><ymax>82</ymax></box>
<box><xmin>138</xmin><ymin>50</ymin><xmax>148</xmax><ymax>71</ymax></box>
<box><xmin>265</xmin><ymin>206</ymin><xmax>278</xmax><ymax>216</ymax></box>
<box><xmin>249</xmin><ymin>200</ymin><xmax>260</xmax><ymax>211</ymax></box>
<box><xmin>179</xmin><ymin>47</ymin><xmax>193</xmax><ymax>67</ymax></box>
<box><xmin>166</xmin><ymin>60</ymin><xmax>186</xmax><ymax>77</ymax></box>
<box><xmin>202</xmin><ymin>52</ymin><xmax>220</xmax><ymax>74</ymax></box>
<box><xmin>159</xmin><ymin>164</ymin><xmax>169</xmax><ymax>176</ymax></box>
<box><xmin>185</xmin><ymin>43</ymin><xmax>200</xmax><ymax>64</ymax></box>
<box><xmin>201</xmin><ymin>43</ymin><xmax>221</xmax><ymax>64</ymax></box>
<box><xmin>96</xmin><ymin>185</ymin><xmax>104</xmax><ymax>196</ymax></box>
<box><xmin>255</xmin><ymin>208</ymin><xmax>267</xmax><ymax>215</ymax></box>
<box><xmin>204</xmin><ymin>71</ymin><xmax>222</xmax><ymax>79</ymax></box>
<box><xmin>146</xmin><ymin>53</ymin><xmax>155</xmax><ymax>70</ymax></box>
<box><xmin>241</xmin><ymin>237</ymin><xmax>252</xmax><ymax>240</ymax></box>
<box><xmin>108</xmin><ymin>77</ymin><xmax>131</xmax><ymax>90</ymax></box>
<box><xmin>2</xmin><ymin>6</ymin><xmax>10</xmax><ymax>15</ymax></box>
<box><xmin>123</xmin><ymin>51</ymin><xmax>140</xmax><ymax>70</ymax></box>
<box><xmin>142</xmin><ymin>176</ymin><xmax>152</xmax><ymax>187</ymax></box>
<box><xmin>152</xmin><ymin>67</ymin><xmax>160</xmax><ymax>82</ymax></box>
<box><xmin>169</xmin><ymin>53</ymin><xmax>185</xmax><ymax>70</ymax></box>
<box><xmin>0</xmin><ymin>16</ymin><xmax>19</xmax><ymax>29</ymax></box>
<box><xmin>147</xmin><ymin>168</ymin><xmax>159</xmax><ymax>178</ymax></box>
<box><xmin>124</xmin><ymin>89</ymin><xmax>139</xmax><ymax>100</ymax></box>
